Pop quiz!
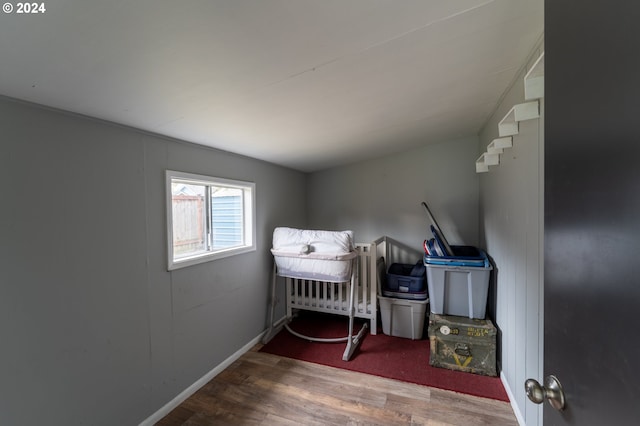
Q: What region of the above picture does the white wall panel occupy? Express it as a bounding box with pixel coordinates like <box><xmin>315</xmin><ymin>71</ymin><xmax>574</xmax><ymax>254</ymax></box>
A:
<box><xmin>478</xmin><ymin>40</ymin><xmax>544</xmax><ymax>426</ymax></box>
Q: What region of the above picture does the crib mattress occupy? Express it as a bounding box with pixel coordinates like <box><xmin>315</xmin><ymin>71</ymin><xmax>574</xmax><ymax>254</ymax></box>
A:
<box><xmin>272</xmin><ymin>227</ymin><xmax>356</xmax><ymax>283</ymax></box>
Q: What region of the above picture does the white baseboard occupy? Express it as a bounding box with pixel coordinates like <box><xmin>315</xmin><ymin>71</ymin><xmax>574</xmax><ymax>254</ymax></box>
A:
<box><xmin>501</xmin><ymin>371</ymin><xmax>526</xmax><ymax>426</ymax></box>
<box><xmin>139</xmin><ymin>332</ymin><xmax>265</xmax><ymax>426</ymax></box>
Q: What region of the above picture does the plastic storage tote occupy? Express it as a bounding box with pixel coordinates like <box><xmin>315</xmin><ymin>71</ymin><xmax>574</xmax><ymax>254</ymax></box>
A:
<box><xmin>424</xmin><ymin>245</ymin><xmax>489</xmax><ymax>267</ymax></box>
<box><xmin>425</xmin><ymin>248</ymin><xmax>492</xmax><ymax>319</ymax></box>
<box><xmin>378</xmin><ymin>296</ymin><xmax>429</xmax><ymax>339</ymax></box>
<box><xmin>382</xmin><ymin>262</ymin><xmax>428</xmax><ymax>300</ymax></box>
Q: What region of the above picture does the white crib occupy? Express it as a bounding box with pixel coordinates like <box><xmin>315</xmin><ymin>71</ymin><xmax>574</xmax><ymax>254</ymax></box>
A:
<box><xmin>263</xmin><ymin>228</ymin><xmax>378</xmax><ymax>361</ymax></box>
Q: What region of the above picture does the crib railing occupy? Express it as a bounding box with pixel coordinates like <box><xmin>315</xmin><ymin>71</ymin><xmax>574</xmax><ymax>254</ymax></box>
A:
<box><xmin>284</xmin><ymin>242</ymin><xmax>378</xmax><ymax>334</ymax></box>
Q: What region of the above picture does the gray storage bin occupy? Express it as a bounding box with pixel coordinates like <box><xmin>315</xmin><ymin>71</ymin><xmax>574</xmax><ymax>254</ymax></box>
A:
<box><xmin>379</xmin><ymin>296</ymin><xmax>429</xmax><ymax>340</ymax></box>
<box><xmin>426</xmin><ymin>261</ymin><xmax>492</xmax><ymax>319</ymax></box>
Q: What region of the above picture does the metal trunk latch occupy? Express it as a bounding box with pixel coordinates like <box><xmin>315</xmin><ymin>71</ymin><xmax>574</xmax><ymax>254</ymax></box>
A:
<box><xmin>454</xmin><ymin>343</ymin><xmax>471</xmax><ymax>357</ymax></box>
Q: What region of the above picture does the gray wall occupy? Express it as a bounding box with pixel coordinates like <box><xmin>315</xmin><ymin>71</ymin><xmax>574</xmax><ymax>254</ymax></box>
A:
<box><xmin>307</xmin><ymin>136</ymin><xmax>480</xmax><ymax>251</ymax></box>
<box><xmin>478</xmin><ymin>40</ymin><xmax>544</xmax><ymax>426</ymax></box>
<box><xmin>0</xmin><ymin>96</ymin><xmax>306</xmax><ymax>425</ymax></box>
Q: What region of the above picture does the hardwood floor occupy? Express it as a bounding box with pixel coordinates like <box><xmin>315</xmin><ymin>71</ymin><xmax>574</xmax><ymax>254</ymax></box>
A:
<box><xmin>156</xmin><ymin>346</ymin><xmax>518</xmax><ymax>426</ymax></box>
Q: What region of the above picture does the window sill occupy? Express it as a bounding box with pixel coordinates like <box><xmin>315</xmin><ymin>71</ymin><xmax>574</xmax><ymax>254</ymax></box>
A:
<box><xmin>168</xmin><ymin>245</ymin><xmax>256</xmax><ymax>271</ymax></box>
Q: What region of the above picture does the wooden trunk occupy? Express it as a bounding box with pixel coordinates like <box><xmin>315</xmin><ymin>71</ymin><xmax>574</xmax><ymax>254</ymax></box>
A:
<box><xmin>427</xmin><ymin>314</ymin><xmax>497</xmax><ymax>377</ymax></box>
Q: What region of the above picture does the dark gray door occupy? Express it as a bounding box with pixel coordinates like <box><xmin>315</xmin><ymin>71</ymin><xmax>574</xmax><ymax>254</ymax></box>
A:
<box><xmin>543</xmin><ymin>2</ymin><xmax>640</xmax><ymax>424</ymax></box>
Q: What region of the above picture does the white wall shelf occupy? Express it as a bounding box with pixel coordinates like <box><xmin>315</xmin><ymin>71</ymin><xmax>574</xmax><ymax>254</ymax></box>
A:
<box><xmin>476</xmin><ymin>152</ymin><xmax>499</xmax><ymax>173</ymax></box>
<box><xmin>498</xmin><ymin>108</ymin><xmax>519</xmax><ymax>137</ymax></box>
<box><xmin>498</xmin><ymin>101</ymin><xmax>539</xmax><ymax>137</ymax></box>
<box><xmin>524</xmin><ymin>52</ymin><xmax>544</xmax><ymax>100</ymax></box>
<box><xmin>476</xmin><ymin>160</ymin><xmax>489</xmax><ymax>173</ymax></box>
<box><xmin>487</xmin><ymin>137</ymin><xmax>513</xmax><ymax>154</ymax></box>
<box><xmin>514</xmin><ymin>101</ymin><xmax>540</xmax><ymax>121</ymax></box>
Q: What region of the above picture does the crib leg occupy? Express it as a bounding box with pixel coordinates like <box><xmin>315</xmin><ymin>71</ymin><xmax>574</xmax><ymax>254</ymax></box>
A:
<box><xmin>262</xmin><ymin>263</ymin><xmax>281</xmax><ymax>344</ymax></box>
<box><xmin>342</xmin><ymin>278</ymin><xmax>368</xmax><ymax>361</ymax></box>
<box><xmin>369</xmin><ymin>319</ymin><xmax>377</xmax><ymax>336</ymax></box>
<box><xmin>342</xmin><ymin>320</ymin><xmax>368</xmax><ymax>361</ymax></box>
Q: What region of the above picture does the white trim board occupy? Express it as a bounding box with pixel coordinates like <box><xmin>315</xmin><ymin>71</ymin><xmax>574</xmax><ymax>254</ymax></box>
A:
<box><xmin>501</xmin><ymin>371</ymin><xmax>526</xmax><ymax>426</ymax></box>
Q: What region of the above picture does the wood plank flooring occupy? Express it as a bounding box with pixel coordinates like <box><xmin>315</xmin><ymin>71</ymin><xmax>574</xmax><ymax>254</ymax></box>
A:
<box><xmin>156</xmin><ymin>346</ymin><xmax>518</xmax><ymax>426</ymax></box>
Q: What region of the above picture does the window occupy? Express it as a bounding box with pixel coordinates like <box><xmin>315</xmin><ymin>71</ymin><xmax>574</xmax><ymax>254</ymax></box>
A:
<box><xmin>166</xmin><ymin>170</ymin><xmax>256</xmax><ymax>270</ymax></box>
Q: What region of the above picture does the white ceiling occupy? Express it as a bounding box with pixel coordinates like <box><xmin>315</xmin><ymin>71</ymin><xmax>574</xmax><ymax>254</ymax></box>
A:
<box><xmin>0</xmin><ymin>0</ymin><xmax>543</xmax><ymax>172</ymax></box>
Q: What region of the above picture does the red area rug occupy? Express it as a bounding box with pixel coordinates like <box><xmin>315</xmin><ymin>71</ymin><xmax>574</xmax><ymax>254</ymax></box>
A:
<box><xmin>260</xmin><ymin>312</ymin><xmax>508</xmax><ymax>402</ymax></box>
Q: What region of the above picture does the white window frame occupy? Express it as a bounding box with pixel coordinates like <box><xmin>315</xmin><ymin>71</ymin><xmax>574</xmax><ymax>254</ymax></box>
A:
<box><xmin>166</xmin><ymin>170</ymin><xmax>256</xmax><ymax>270</ymax></box>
